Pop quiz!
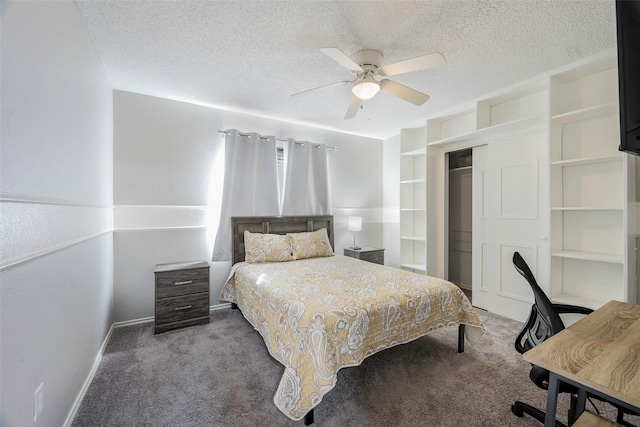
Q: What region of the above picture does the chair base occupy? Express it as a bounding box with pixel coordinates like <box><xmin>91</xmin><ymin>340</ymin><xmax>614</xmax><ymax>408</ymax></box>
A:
<box><xmin>513</xmin><ymin>399</ymin><xmax>637</xmax><ymax>427</ymax></box>
<box><xmin>511</xmin><ymin>401</ymin><xmax>568</xmax><ymax>427</ymax></box>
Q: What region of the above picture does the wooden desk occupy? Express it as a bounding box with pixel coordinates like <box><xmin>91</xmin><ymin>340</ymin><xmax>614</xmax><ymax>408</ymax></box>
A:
<box><xmin>523</xmin><ymin>300</ymin><xmax>640</xmax><ymax>426</ymax></box>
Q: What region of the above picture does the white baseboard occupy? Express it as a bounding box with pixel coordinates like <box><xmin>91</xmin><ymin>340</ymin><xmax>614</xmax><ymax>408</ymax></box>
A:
<box><xmin>210</xmin><ymin>303</ymin><xmax>232</xmax><ymax>312</ymax></box>
<box><xmin>63</xmin><ymin>323</ymin><xmax>115</xmax><ymax>427</ymax></box>
<box><xmin>113</xmin><ymin>316</ymin><xmax>154</xmax><ymax>328</ymax></box>
<box><xmin>64</xmin><ymin>303</ymin><xmax>233</xmax><ymax>426</ymax></box>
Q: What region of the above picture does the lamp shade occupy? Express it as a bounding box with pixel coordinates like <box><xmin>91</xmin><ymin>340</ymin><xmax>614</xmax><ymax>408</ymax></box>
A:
<box><xmin>348</xmin><ymin>216</ymin><xmax>362</xmax><ymax>232</ymax></box>
<box><xmin>352</xmin><ymin>76</ymin><xmax>380</xmax><ymax>100</ymax></box>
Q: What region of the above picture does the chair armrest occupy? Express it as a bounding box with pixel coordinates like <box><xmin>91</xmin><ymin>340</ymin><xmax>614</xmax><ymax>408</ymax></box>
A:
<box><xmin>552</xmin><ymin>303</ymin><xmax>593</xmax><ymax>316</ymax></box>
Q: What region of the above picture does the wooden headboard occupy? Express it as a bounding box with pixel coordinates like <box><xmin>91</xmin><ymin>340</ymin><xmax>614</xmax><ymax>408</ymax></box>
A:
<box><xmin>231</xmin><ymin>215</ymin><xmax>334</xmax><ymax>265</ymax></box>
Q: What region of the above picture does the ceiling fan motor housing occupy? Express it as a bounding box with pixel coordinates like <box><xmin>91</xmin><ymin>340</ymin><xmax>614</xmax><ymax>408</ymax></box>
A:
<box><xmin>352</xmin><ymin>49</ymin><xmax>383</xmax><ymax>74</ymax></box>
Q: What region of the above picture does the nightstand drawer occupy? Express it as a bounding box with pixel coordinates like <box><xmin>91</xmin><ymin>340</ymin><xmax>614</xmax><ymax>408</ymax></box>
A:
<box><xmin>155</xmin><ymin>267</ymin><xmax>209</xmax><ymax>299</ymax></box>
<box><xmin>155</xmin><ymin>292</ymin><xmax>209</xmax><ymax>324</ymax></box>
<box><xmin>344</xmin><ymin>247</ymin><xmax>385</xmax><ymax>265</ymax></box>
<box><xmin>360</xmin><ymin>250</ymin><xmax>384</xmax><ymax>264</ymax></box>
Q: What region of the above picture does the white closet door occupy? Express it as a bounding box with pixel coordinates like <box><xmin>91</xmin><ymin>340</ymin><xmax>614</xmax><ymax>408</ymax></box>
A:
<box><xmin>472</xmin><ymin>145</ymin><xmax>489</xmax><ymax>310</ymax></box>
<box><xmin>477</xmin><ymin>132</ymin><xmax>549</xmax><ymax>322</ymax></box>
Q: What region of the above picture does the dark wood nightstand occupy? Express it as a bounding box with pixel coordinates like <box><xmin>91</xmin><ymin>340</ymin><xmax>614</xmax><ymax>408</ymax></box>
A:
<box><xmin>154</xmin><ymin>261</ymin><xmax>210</xmax><ymax>334</ymax></box>
<box><xmin>343</xmin><ymin>247</ymin><xmax>385</xmax><ymax>265</ymax></box>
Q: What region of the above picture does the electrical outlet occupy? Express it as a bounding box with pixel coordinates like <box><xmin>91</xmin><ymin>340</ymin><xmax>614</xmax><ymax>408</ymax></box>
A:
<box><xmin>33</xmin><ymin>383</ymin><xmax>44</xmax><ymax>423</ymax></box>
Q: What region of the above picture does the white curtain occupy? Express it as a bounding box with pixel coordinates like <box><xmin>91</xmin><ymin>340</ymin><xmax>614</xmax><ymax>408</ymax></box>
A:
<box><xmin>281</xmin><ymin>139</ymin><xmax>330</xmax><ymax>216</ymax></box>
<box><xmin>211</xmin><ymin>130</ymin><xmax>280</xmax><ymax>261</ymax></box>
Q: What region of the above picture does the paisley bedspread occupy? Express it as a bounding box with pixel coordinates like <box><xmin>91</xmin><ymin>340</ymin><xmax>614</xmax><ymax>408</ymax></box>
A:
<box><xmin>220</xmin><ymin>255</ymin><xmax>484</xmax><ymax>421</ymax></box>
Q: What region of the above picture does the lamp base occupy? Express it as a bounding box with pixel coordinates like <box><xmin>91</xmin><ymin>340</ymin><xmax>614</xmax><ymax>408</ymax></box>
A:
<box><xmin>350</xmin><ymin>246</ymin><xmax>361</xmax><ymax>250</ymax></box>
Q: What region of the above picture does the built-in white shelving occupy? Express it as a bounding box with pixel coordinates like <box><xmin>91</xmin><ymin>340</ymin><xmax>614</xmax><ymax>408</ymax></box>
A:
<box><xmin>549</xmin><ymin>54</ymin><xmax>635</xmax><ymax>307</ymax></box>
<box><xmin>427</xmin><ymin>115</ymin><xmax>547</xmax><ymax>146</ymax></box>
<box><xmin>426</xmin><ymin>82</ymin><xmax>549</xmax><ymax>146</ymax></box>
<box><xmin>401</xmin><ymin>75</ymin><xmax>550</xmax><ymax>285</ymax></box>
<box><xmin>400</xmin><ymin>127</ymin><xmax>427</xmax><ymax>273</ymax></box>
<box><xmin>398</xmin><ymin>51</ymin><xmax>636</xmax><ymax>312</ymax></box>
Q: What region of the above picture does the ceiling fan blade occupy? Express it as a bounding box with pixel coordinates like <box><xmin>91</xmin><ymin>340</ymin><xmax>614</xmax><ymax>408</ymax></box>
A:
<box><xmin>320</xmin><ymin>48</ymin><xmax>363</xmax><ymax>73</ymax></box>
<box><xmin>379</xmin><ymin>79</ymin><xmax>430</xmax><ymax>106</ymax></box>
<box><xmin>291</xmin><ymin>80</ymin><xmax>352</xmax><ymax>97</ymax></box>
<box><xmin>380</xmin><ymin>52</ymin><xmax>446</xmax><ymax>77</ymax></box>
<box><xmin>344</xmin><ymin>95</ymin><xmax>361</xmax><ymax>120</ymax></box>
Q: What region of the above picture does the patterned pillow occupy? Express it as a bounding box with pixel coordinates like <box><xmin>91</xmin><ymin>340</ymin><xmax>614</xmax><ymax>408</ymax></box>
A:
<box><xmin>244</xmin><ymin>230</ymin><xmax>294</xmax><ymax>263</ymax></box>
<box><xmin>287</xmin><ymin>228</ymin><xmax>334</xmax><ymax>260</ymax></box>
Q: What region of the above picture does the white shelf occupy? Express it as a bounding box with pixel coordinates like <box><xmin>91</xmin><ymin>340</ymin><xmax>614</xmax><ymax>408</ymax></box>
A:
<box><xmin>449</xmin><ymin>166</ymin><xmax>472</xmax><ymax>173</ymax></box>
<box><xmin>427</xmin><ymin>115</ymin><xmax>546</xmax><ymax>146</ymax></box>
<box><xmin>551</xmin><ymin>294</ymin><xmax>606</xmax><ymax>310</ymax></box>
<box><xmin>401</xmin><ymin>148</ymin><xmax>426</xmax><ymax>157</ymax></box>
<box><xmin>400</xmin><ymin>208</ymin><xmax>426</xmax><ymax>212</ymax></box>
<box><xmin>551</xmin><ymin>250</ymin><xmax>624</xmax><ymax>264</ymax></box>
<box><xmin>400</xmin><ymin>263</ymin><xmax>427</xmax><ymax>272</ymax></box>
<box><xmin>550</xmin><ymin>102</ymin><xmax>618</xmax><ymax>125</ymax></box>
<box><xmin>401</xmin><ymin>236</ymin><xmax>426</xmax><ymax>242</ymax></box>
<box><xmin>551</xmin><ymin>155</ymin><xmax>621</xmax><ymax>167</ymax></box>
<box><xmin>551</xmin><ymin>206</ymin><xmax>623</xmax><ymax>211</ymax></box>
<box><xmin>551</xmin><ymin>54</ymin><xmax>617</xmax><ymax>83</ymax></box>
<box><xmin>400</xmin><ymin>178</ymin><xmax>425</xmax><ymax>184</ymax></box>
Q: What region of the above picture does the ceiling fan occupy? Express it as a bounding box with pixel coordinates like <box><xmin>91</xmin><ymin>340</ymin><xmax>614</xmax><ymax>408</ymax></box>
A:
<box><xmin>292</xmin><ymin>48</ymin><xmax>447</xmax><ymax>119</ymax></box>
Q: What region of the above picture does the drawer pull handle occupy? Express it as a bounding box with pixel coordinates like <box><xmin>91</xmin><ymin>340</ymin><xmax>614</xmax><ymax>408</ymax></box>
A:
<box><xmin>174</xmin><ymin>280</ymin><xmax>192</xmax><ymax>286</ymax></box>
<box><xmin>174</xmin><ymin>305</ymin><xmax>192</xmax><ymax>311</ymax></box>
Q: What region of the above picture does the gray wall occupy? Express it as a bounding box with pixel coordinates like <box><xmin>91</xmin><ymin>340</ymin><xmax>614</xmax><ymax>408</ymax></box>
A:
<box><xmin>112</xmin><ymin>91</ymin><xmax>384</xmax><ymax>323</ymax></box>
<box><xmin>1</xmin><ymin>1</ymin><xmax>113</xmax><ymax>426</ymax></box>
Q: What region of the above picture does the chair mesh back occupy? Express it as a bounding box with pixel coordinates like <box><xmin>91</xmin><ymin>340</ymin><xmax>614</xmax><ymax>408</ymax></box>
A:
<box><xmin>527</xmin><ymin>308</ymin><xmax>552</xmax><ymax>347</ymax></box>
<box><xmin>512</xmin><ymin>252</ymin><xmax>565</xmax><ymax>337</ymax></box>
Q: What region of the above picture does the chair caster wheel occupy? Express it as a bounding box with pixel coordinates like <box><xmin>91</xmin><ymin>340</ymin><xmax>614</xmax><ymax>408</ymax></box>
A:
<box><xmin>512</xmin><ymin>405</ymin><xmax>524</xmax><ymax>417</ymax></box>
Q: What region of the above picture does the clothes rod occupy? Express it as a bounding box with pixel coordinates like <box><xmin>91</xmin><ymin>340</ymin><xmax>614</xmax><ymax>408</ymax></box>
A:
<box><xmin>218</xmin><ymin>130</ymin><xmax>336</xmax><ymax>151</ymax></box>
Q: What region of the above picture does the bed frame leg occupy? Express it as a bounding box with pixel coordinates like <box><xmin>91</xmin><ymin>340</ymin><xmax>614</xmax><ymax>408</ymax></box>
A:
<box><xmin>231</xmin><ymin>303</ymin><xmax>237</xmax><ymax>309</ymax></box>
<box><xmin>304</xmin><ymin>409</ymin><xmax>314</xmax><ymax>425</ymax></box>
<box><xmin>458</xmin><ymin>324</ymin><xmax>465</xmax><ymax>353</ymax></box>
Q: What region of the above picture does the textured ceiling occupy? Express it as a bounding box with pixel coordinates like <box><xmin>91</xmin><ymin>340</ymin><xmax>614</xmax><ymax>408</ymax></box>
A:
<box><xmin>75</xmin><ymin>0</ymin><xmax>616</xmax><ymax>140</ymax></box>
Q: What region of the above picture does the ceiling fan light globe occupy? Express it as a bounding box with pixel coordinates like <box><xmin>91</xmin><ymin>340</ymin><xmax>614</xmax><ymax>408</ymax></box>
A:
<box><xmin>352</xmin><ymin>79</ymin><xmax>380</xmax><ymax>100</ymax></box>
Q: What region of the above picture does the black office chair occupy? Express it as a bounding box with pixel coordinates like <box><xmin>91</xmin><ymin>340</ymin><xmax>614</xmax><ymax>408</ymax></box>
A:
<box><xmin>511</xmin><ymin>251</ymin><xmax>636</xmax><ymax>427</ymax></box>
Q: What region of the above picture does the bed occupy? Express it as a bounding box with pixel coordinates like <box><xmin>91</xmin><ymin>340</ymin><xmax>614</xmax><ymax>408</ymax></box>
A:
<box><xmin>220</xmin><ymin>215</ymin><xmax>483</xmax><ymax>424</ymax></box>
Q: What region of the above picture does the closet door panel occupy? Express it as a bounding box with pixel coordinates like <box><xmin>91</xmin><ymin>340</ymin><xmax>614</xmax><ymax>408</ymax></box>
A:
<box><xmin>472</xmin><ymin>145</ymin><xmax>489</xmax><ymax>310</ymax></box>
<box><xmin>485</xmin><ymin>131</ymin><xmax>549</xmax><ymax>322</ymax></box>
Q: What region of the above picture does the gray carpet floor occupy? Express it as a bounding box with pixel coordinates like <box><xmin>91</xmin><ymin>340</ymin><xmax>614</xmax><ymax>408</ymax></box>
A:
<box><xmin>72</xmin><ymin>308</ymin><xmax>638</xmax><ymax>427</ymax></box>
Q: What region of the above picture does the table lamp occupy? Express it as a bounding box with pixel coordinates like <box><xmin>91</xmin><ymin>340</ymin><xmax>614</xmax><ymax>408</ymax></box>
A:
<box><xmin>348</xmin><ymin>216</ymin><xmax>362</xmax><ymax>250</ymax></box>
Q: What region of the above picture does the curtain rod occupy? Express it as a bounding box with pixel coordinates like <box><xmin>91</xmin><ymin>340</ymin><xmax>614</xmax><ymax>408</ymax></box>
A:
<box><xmin>218</xmin><ymin>130</ymin><xmax>337</xmax><ymax>151</ymax></box>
